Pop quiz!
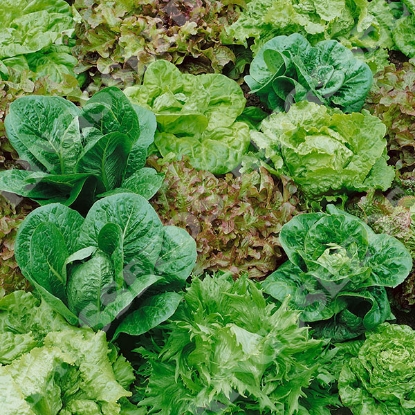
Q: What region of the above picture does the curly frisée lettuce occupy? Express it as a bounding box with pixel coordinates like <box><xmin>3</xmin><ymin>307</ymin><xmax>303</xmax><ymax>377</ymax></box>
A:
<box><xmin>134</xmin><ymin>274</ymin><xmax>340</xmax><ymax>414</ymax></box>
<box><xmin>124</xmin><ymin>60</ymin><xmax>250</xmax><ymax>174</ymax></box>
<box><xmin>251</xmin><ymin>101</ymin><xmax>395</xmax><ymax>200</ymax></box>
<box><xmin>0</xmin><ymin>290</ymin><xmax>138</xmax><ymax>415</ymax></box>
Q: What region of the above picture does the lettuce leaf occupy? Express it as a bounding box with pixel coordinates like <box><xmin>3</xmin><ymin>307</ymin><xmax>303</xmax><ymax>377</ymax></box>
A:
<box><xmin>72</xmin><ymin>0</ymin><xmax>240</xmax><ymax>90</ymax></box>
<box><xmin>227</xmin><ymin>0</ymin><xmax>384</xmax><ymax>51</ymax></box>
<box><xmin>0</xmin><ymin>87</ymin><xmax>163</xmax><ymax>210</ymax></box>
<box><xmin>245</xmin><ymin>33</ymin><xmax>373</xmax><ymax>113</ymax></box>
<box><xmin>14</xmin><ymin>193</ymin><xmax>197</xmax><ymax>332</ymax></box>
<box><xmin>148</xmin><ymin>156</ymin><xmax>302</xmax><ymax>278</ymax></box>
<box><xmin>339</xmin><ymin>323</ymin><xmax>415</xmax><ymax>414</ymax></box>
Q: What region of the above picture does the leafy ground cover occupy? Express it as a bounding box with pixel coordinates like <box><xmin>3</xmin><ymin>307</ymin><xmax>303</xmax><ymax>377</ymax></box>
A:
<box><xmin>2</xmin><ymin>0</ymin><xmax>415</xmax><ymax>414</ymax></box>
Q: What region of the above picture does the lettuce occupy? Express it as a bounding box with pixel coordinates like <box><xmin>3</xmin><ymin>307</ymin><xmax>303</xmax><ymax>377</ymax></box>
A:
<box><xmin>135</xmin><ymin>274</ymin><xmax>339</xmax><ymax>414</ymax></box>
<box><xmin>364</xmin><ymin>59</ymin><xmax>415</xmax><ymax>177</ymax></box>
<box><xmin>227</xmin><ymin>0</ymin><xmax>385</xmax><ymax>51</ymax></box>
<box><xmin>0</xmin><ymin>290</ymin><xmax>138</xmax><ymax>415</ymax></box>
<box><xmin>262</xmin><ymin>205</ymin><xmax>413</xmax><ymax>341</ymax></box>
<box><xmin>0</xmin><ymin>195</ymin><xmax>34</xmax><ymax>294</ymax></box>
<box><xmin>245</xmin><ymin>33</ymin><xmax>373</xmax><ymax>113</ymax></box>
<box><xmin>339</xmin><ymin>323</ymin><xmax>415</xmax><ymax>414</ymax></box>
<box><xmin>0</xmin><ymin>87</ymin><xmax>163</xmax><ymax>211</ymax></box>
<box><xmin>72</xmin><ymin>0</ymin><xmax>240</xmax><ymax>90</ymax></box>
<box><xmin>148</xmin><ymin>157</ymin><xmax>302</xmax><ymax>278</ymax></box>
<box><xmin>0</xmin><ymin>0</ymin><xmax>80</xmax><ymax>91</ymax></box>
<box><xmin>251</xmin><ymin>101</ymin><xmax>395</xmax><ymax>200</ymax></box>
<box><xmin>124</xmin><ymin>60</ymin><xmax>250</xmax><ymax>174</ymax></box>
<box><xmin>14</xmin><ymin>193</ymin><xmax>197</xmax><ymax>332</ymax></box>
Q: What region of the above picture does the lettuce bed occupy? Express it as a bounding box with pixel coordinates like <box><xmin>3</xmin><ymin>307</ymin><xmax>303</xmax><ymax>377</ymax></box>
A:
<box><xmin>1</xmin><ymin>1</ymin><xmax>415</xmax><ymax>414</ymax></box>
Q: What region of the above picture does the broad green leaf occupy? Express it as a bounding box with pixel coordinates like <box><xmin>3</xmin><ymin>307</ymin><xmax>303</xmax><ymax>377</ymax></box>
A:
<box><xmin>29</xmin><ymin>222</ymin><xmax>68</xmax><ymax>301</ymax></box>
<box><xmin>29</xmin><ymin>282</ymin><xmax>79</xmax><ymax>326</ymax></box>
<box><xmin>113</xmin><ymin>291</ymin><xmax>183</xmax><ymax>339</ymax></box>
<box><xmin>122</xmin><ymin>168</ymin><xmax>164</xmax><ymax>200</ymax></box>
<box><xmin>125</xmin><ymin>60</ymin><xmax>250</xmax><ymax>174</ymax></box>
<box><xmin>98</xmin><ymin>223</ymin><xmax>124</xmax><ymax>289</ymax></box>
<box><xmin>5</xmin><ymin>95</ymin><xmax>82</xmax><ymax>174</ymax></box>
<box><xmin>26</xmin><ymin>47</ymin><xmax>78</xmax><ymax>83</ymax></box>
<box><xmin>78</xmin><ymin>193</ymin><xmax>164</xmax><ymax>266</ymax></box>
<box><xmin>279</xmin><ymin>212</ymin><xmax>324</xmax><ymax>269</ymax></box>
<box><xmin>245</xmin><ymin>33</ymin><xmax>373</xmax><ymax>112</ymax></box>
<box><xmin>76</xmin><ymin>274</ymin><xmax>161</xmax><ymax>330</ymax></box>
<box><xmin>124</xmin><ymin>105</ymin><xmax>157</xmax><ymax>177</ymax></box>
<box><xmin>365</xmin><ymin>233</ymin><xmax>413</xmax><ymax>287</ymax></box>
<box><xmin>67</xmin><ymin>250</ymin><xmax>115</xmax><ymax>320</ymax></box>
<box><xmin>154</xmin><ymin>226</ymin><xmax>197</xmax><ymax>283</ymax></box>
<box><xmin>15</xmin><ymin>203</ymin><xmax>84</xmax><ymax>279</ymax></box>
<box><xmin>303</xmin><ymin>214</ymin><xmax>369</xmax><ymax>262</ymax></box>
<box><xmin>0</xmin><ymin>0</ymin><xmax>73</xmax><ymax>58</ymax></box>
<box><xmin>77</xmin><ymin>132</ymin><xmax>133</xmax><ymax>192</ymax></box>
<box><xmin>80</xmin><ymin>87</ymin><xmax>140</xmax><ymax>141</ymax></box>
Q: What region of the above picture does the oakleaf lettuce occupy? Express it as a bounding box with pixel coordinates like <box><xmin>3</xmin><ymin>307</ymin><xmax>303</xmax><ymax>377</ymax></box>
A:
<box><xmin>148</xmin><ymin>157</ymin><xmax>302</xmax><ymax>278</ymax></box>
<box><xmin>262</xmin><ymin>205</ymin><xmax>413</xmax><ymax>341</ymax></box>
<box><xmin>251</xmin><ymin>101</ymin><xmax>395</xmax><ymax>200</ymax></box>
<box><xmin>124</xmin><ymin>60</ymin><xmax>250</xmax><ymax>174</ymax></box>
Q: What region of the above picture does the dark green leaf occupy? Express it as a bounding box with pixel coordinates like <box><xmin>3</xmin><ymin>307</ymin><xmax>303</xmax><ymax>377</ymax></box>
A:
<box><xmin>78</xmin><ymin>193</ymin><xmax>164</xmax><ymax>266</ymax></box>
<box><xmin>122</xmin><ymin>168</ymin><xmax>164</xmax><ymax>200</ymax></box>
<box><xmin>154</xmin><ymin>226</ymin><xmax>197</xmax><ymax>283</ymax></box>
<box><xmin>113</xmin><ymin>292</ymin><xmax>183</xmax><ymax>339</ymax></box>
<box><xmin>80</xmin><ymin>87</ymin><xmax>140</xmax><ymax>141</ymax></box>
<box><xmin>15</xmin><ymin>203</ymin><xmax>84</xmax><ymax>279</ymax></box>
<box><xmin>5</xmin><ymin>95</ymin><xmax>82</xmax><ymax>173</ymax></box>
<box><xmin>29</xmin><ymin>222</ymin><xmax>68</xmax><ymax>301</ymax></box>
<box><xmin>77</xmin><ymin>132</ymin><xmax>133</xmax><ymax>192</ymax></box>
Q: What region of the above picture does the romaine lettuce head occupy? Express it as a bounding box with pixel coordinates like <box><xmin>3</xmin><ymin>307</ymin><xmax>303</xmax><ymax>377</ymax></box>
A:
<box><xmin>124</xmin><ymin>60</ymin><xmax>250</xmax><ymax>174</ymax></box>
<box><xmin>339</xmin><ymin>323</ymin><xmax>415</xmax><ymax>414</ymax></box>
<box><xmin>14</xmin><ymin>193</ymin><xmax>197</xmax><ymax>332</ymax></box>
<box><xmin>262</xmin><ymin>205</ymin><xmax>413</xmax><ymax>341</ymax></box>
<box><xmin>251</xmin><ymin>101</ymin><xmax>395</xmax><ymax>200</ymax></box>
<box><xmin>245</xmin><ymin>33</ymin><xmax>373</xmax><ymax>113</ymax></box>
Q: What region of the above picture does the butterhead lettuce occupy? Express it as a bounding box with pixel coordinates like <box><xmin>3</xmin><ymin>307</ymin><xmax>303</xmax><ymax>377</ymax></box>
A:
<box><xmin>262</xmin><ymin>205</ymin><xmax>413</xmax><ymax>341</ymax></box>
<box><xmin>245</xmin><ymin>33</ymin><xmax>373</xmax><ymax>113</ymax></box>
<box><xmin>124</xmin><ymin>60</ymin><xmax>250</xmax><ymax>174</ymax></box>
